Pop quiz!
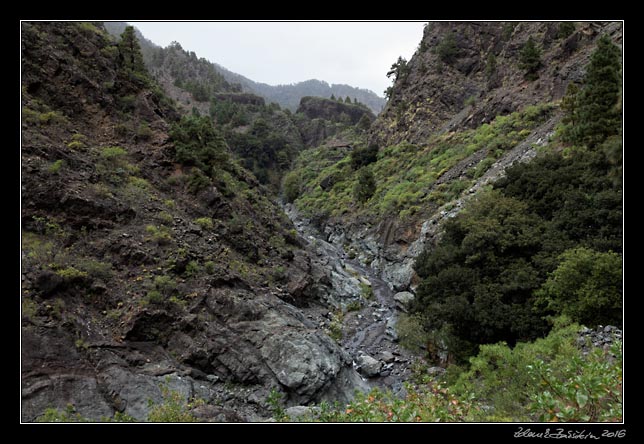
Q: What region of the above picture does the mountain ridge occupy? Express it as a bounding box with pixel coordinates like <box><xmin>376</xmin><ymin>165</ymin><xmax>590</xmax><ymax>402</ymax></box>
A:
<box><xmin>104</xmin><ymin>22</ymin><xmax>385</xmax><ymax>114</ymax></box>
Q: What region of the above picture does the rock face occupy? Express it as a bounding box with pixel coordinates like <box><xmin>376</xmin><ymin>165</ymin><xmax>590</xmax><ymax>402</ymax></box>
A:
<box><xmin>297</xmin><ymin>96</ymin><xmax>375</xmax><ymax>125</ymax></box>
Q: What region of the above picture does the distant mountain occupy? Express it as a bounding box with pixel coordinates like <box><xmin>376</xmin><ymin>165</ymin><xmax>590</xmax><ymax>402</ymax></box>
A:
<box><xmin>104</xmin><ymin>22</ymin><xmax>385</xmax><ymax>114</ymax></box>
<box><xmin>213</xmin><ymin>66</ymin><xmax>386</xmax><ymax>114</ymax></box>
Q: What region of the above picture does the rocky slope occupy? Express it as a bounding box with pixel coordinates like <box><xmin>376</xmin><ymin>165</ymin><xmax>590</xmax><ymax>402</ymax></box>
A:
<box><xmin>372</xmin><ymin>21</ymin><xmax>622</xmax><ymax>148</ymax></box>
<box><xmin>21</xmin><ymin>22</ymin><xmax>368</xmax><ymax>422</ymax></box>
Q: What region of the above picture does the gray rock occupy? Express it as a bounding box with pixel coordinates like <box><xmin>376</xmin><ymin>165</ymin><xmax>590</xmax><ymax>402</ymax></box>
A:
<box><xmin>427</xmin><ymin>367</ymin><xmax>446</xmax><ymax>376</ymax></box>
<box><xmin>380</xmin><ymin>351</ymin><xmax>395</xmax><ymax>363</ymax></box>
<box><xmin>386</xmin><ymin>317</ymin><xmax>398</xmax><ymax>341</ymax></box>
<box><xmin>356</xmin><ymin>354</ymin><xmax>382</xmax><ymax>377</ymax></box>
<box><xmin>393</xmin><ymin>291</ymin><xmax>415</xmax><ymax>311</ymax></box>
<box><xmin>285</xmin><ymin>405</ymin><xmax>319</xmax><ymax>420</ymax></box>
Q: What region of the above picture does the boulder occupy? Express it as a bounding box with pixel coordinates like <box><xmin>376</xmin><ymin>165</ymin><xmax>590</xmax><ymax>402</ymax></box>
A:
<box><xmin>380</xmin><ymin>351</ymin><xmax>395</xmax><ymax>364</ymax></box>
<box><xmin>356</xmin><ymin>354</ymin><xmax>382</xmax><ymax>377</ymax></box>
<box><xmin>393</xmin><ymin>291</ymin><xmax>415</xmax><ymax>312</ymax></box>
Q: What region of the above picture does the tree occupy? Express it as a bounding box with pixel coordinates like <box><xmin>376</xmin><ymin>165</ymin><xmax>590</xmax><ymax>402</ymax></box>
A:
<box><xmin>434</xmin><ymin>33</ymin><xmax>459</xmax><ymax>63</ymax></box>
<box><xmin>573</xmin><ymin>35</ymin><xmax>621</xmax><ymax>147</ymax></box>
<box><xmin>356</xmin><ymin>114</ymin><xmax>372</xmax><ymax>132</ymax></box>
<box><xmin>118</xmin><ymin>26</ymin><xmax>146</xmax><ymax>75</ymax></box>
<box><xmin>519</xmin><ymin>37</ymin><xmax>542</xmax><ymax>81</ymax></box>
<box><xmin>330</xmin><ymin>94</ymin><xmax>336</xmax><ymax>101</ymax></box>
<box><xmin>169</xmin><ymin>115</ymin><xmax>229</xmax><ymax>174</ymax></box>
<box><xmin>558</xmin><ymin>22</ymin><xmax>576</xmax><ymax>39</ymax></box>
<box><xmin>345</xmin><ymin>96</ymin><xmax>352</xmax><ymax>104</ymax></box>
<box><xmin>535</xmin><ymin>247</ymin><xmax>622</xmax><ymax>326</ymax></box>
<box><xmin>387</xmin><ymin>56</ymin><xmax>410</xmax><ymax>82</ymax></box>
<box><xmin>354</xmin><ymin>167</ymin><xmax>376</xmax><ymax>203</ymax></box>
<box><xmin>559</xmin><ymin>82</ymin><xmax>580</xmax><ymax>142</ymax></box>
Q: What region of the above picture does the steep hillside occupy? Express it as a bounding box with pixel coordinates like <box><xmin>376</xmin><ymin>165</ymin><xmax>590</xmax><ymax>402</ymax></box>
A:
<box><xmin>371</xmin><ymin>21</ymin><xmax>622</xmax><ymax>147</ymax></box>
<box><xmin>21</xmin><ymin>22</ymin><xmax>367</xmax><ymax>422</ymax></box>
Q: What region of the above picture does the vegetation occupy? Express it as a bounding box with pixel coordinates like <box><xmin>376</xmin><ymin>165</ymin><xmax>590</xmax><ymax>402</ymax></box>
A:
<box><xmin>170</xmin><ymin>114</ymin><xmax>229</xmax><ymax>174</ymax></box>
<box><xmin>560</xmin><ymin>35</ymin><xmax>621</xmax><ymax>147</ymax></box>
<box><xmin>301</xmin><ymin>320</ymin><xmax>621</xmax><ymax>422</ymax></box>
<box><xmin>289</xmin><ymin>103</ymin><xmax>553</xmax><ymax>223</ymax></box>
<box><xmin>411</xmin><ymin>39</ymin><xmax>622</xmax><ymax>362</ymax></box>
<box><xmin>434</xmin><ymin>33</ymin><xmax>460</xmax><ymax>64</ymax></box>
<box><xmin>519</xmin><ymin>37</ymin><xmax>542</xmax><ymax>80</ymax></box>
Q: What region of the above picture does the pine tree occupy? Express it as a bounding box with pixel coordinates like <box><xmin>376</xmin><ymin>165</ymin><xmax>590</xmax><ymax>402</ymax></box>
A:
<box><xmin>345</xmin><ymin>96</ymin><xmax>352</xmax><ymax>104</ymax></box>
<box><xmin>354</xmin><ymin>167</ymin><xmax>376</xmax><ymax>203</ymax></box>
<box><xmin>118</xmin><ymin>26</ymin><xmax>146</xmax><ymax>75</ymax></box>
<box><xmin>573</xmin><ymin>35</ymin><xmax>621</xmax><ymax>147</ymax></box>
<box><xmin>330</xmin><ymin>94</ymin><xmax>336</xmax><ymax>101</ymax></box>
<box><xmin>519</xmin><ymin>37</ymin><xmax>542</xmax><ymax>81</ymax></box>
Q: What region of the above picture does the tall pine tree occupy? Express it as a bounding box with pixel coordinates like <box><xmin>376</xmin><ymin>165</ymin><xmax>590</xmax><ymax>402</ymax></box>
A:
<box><xmin>573</xmin><ymin>35</ymin><xmax>621</xmax><ymax>147</ymax></box>
<box><xmin>118</xmin><ymin>26</ymin><xmax>146</xmax><ymax>75</ymax></box>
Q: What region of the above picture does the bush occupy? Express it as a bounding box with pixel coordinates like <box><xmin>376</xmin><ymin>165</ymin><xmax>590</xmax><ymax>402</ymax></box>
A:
<box><xmin>535</xmin><ymin>247</ymin><xmax>622</xmax><ymax>326</ymax></box>
<box><xmin>47</xmin><ymin>160</ymin><xmax>64</xmax><ymax>174</ymax></box>
<box><xmin>136</xmin><ymin>122</ymin><xmax>153</xmax><ymax>141</ymax></box>
<box><xmin>145</xmin><ymin>225</ymin><xmax>173</xmax><ymax>244</ymax></box>
<box><xmin>170</xmin><ymin>115</ymin><xmax>229</xmax><ymax>174</ymax></box>
<box><xmin>354</xmin><ymin>167</ymin><xmax>376</xmax><ymax>203</ymax></box>
<box><xmin>434</xmin><ymin>33</ymin><xmax>460</xmax><ymax>64</ymax></box>
<box><xmin>350</xmin><ymin>144</ymin><xmax>379</xmax><ymax>170</ymax></box>
<box><xmin>282</xmin><ymin>170</ymin><xmax>301</xmax><ymax>203</ymax></box>
<box><xmin>147</xmin><ymin>385</ymin><xmax>199</xmax><ymax>422</ymax></box>
<box><xmin>194</xmin><ymin>217</ymin><xmax>213</xmax><ymax>230</ymax></box>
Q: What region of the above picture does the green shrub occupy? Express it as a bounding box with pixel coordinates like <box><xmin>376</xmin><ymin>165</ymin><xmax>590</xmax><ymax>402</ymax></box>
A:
<box><xmin>282</xmin><ymin>170</ymin><xmax>301</xmax><ymax>203</ymax></box>
<box><xmin>395</xmin><ymin>313</ymin><xmax>430</xmax><ymax>354</ymax></box>
<box><xmin>147</xmin><ymin>385</ymin><xmax>198</xmax><ymax>422</ymax></box>
<box><xmin>434</xmin><ymin>33</ymin><xmax>460</xmax><ymax>64</ymax></box>
<box><xmin>558</xmin><ymin>22</ymin><xmax>575</xmax><ymax>39</ymax></box>
<box><xmin>360</xmin><ymin>282</ymin><xmax>374</xmax><ymax>300</ymax></box>
<box><xmin>346</xmin><ymin>300</ymin><xmax>362</xmax><ymax>312</ymax></box>
<box><xmin>145</xmin><ymin>225</ymin><xmax>173</xmax><ymax>244</ymax></box>
<box><xmin>136</xmin><ymin>122</ymin><xmax>153</xmax><ymax>141</ymax></box>
<box><xmin>535</xmin><ymin>247</ymin><xmax>622</xmax><ymax>326</ymax></box>
<box><xmin>194</xmin><ymin>217</ymin><xmax>213</xmax><ymax>230</ymax></box>
<box><xmin>519</xmin><ymin>37</ymin><xmax>542</xmax><ymax>81</ymax></box>
<box><xmin>184</xmin><ymin>260</ymin><xmax>200</xmax><ymax>277</ymax></box>
<box><xmin>55</xmin><ymin>266</ymin><xmax>88</xmax><ymax>281</ymax></box>
<box><xmin>67</xmin><ymin>141</ymin><xmax>85</xmax><ymax>150</ymax></box>
<box><xmin>350</xmin><ymin>144</ymin><xmax>379</xmax><ymax>170</ymax></box>
<box><xmin>47</xmin><ymin>160</ymin><xmax>64</xmax><ymax>174</ymax></box>
<box><xmin>204</xmin><ymin>261</ymin><xmax>216</xmax><ymax>274</ymax></box>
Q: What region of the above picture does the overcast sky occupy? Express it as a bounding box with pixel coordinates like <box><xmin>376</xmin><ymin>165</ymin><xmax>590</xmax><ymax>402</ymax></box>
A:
<box><xmin>129</xmin><ymin>21</ymin><xmax>427</xmax><ymax>97</ymax></box>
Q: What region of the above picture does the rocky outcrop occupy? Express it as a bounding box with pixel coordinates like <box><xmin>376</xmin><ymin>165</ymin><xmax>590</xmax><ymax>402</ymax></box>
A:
<box><xmin>297</xmin><ymin>96</ymin><xmax>375</xmax><ymax>125</ymax></box>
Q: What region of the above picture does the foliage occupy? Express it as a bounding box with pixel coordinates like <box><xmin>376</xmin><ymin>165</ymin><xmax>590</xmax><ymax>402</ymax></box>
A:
<box><xmin>308</xmin><ymin>385</ymin><xmax>478</xmax><ymax>422</ymax></box>
<box><xmin>360</xmin><ymin>282</ymin><xmax>374</xmax><ymax>300</ymax></box>
<box><xmin>528</xmin><ymin>340</ymin><xmax>622</xmax><ymax>422</ymax></box>
<box><xmin>535</xmin><ymin>247</ymin><xmax>622</xmax><ymax>326</ymax></box>
<box><xmin>136</xmin><ymin>122</ymin><xmax>153</xmax><ymax>141</ymax></box>
<box><xmin>566</xmin><ymin>35</ymin><xmax>621</xmax><ymax>148</ymax></box>
<box><xmin>434</xmin><ymin>33</ymin><xmax>460</xmax><ymax>64</ymax></box>
<box><xmin>194</xmin><ymin>217</ymin><xmax>213</xmax><ymax>230</ymax></box>
<box><xmin>290</xmin><ymin>104</ymin><xmax>553</xmax><ymax>224</ymax></box>
<box><xmin>147</xmin><ymin>385</ymin><xmax>198</xmax><ymax>422</ymax></box>
<box><xmin>558</xmin><ymin>22</ymin><xmax>576</xmax><ymax>39</ymax></box>
<box><xmin>396</xmin><ymin>313</ymin><xmax>430</xmax><ymax>354</ymax></box>
<box><xmin>282</xmin><ymin>170</ymin><xmax>302</xmax><ymax>203</ymax></box>
<box><xmin>47</xmin><ymin>159</ymin><xmax>64</xmax><ymax>174</ymax></box>
<box><xmin>448</xmin><ymin>319</ymin><xmax>622</xmax><ymax>422</ymax></box>
<box><xmin>170</xmin><ymin>115</ymin><xmax>229</xmax><ymax>174</ymax></box>
<box><xmin>350</xmin><ymin>144</ymin><xmax>379</xmax><ymax>170</ymax></box>
<box><xmin>413</xmin><ymin>144</ymin><xmax>622</xmax><ymax>361</ymax></box>
<box><xmin>267</xmin><ymin>388</ymin><xmax>286</xmax><ymax>421</ymax></box>
<box><xmin>145</xmin><ymin>224</ymin><xmax>173</xmax><ymax>245</ymax></box>
<box><xmin>354</xmin><ymin>167</ymin><xmax>376</xmax><ymax>203</ymax></box>
<box><xmin>386</xmin><ymin>56</ymin><xmax>410</xmax><ymax>82</ymax></box>
<box><xmin>519</xmin><ymin>37</ymin><xmax>542</xmax><ymax>80</ymax></box>
<box><xmin>117</xmin><ymin>26</ymin><xmax>147</xmax><ymax>78</ymax></box>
